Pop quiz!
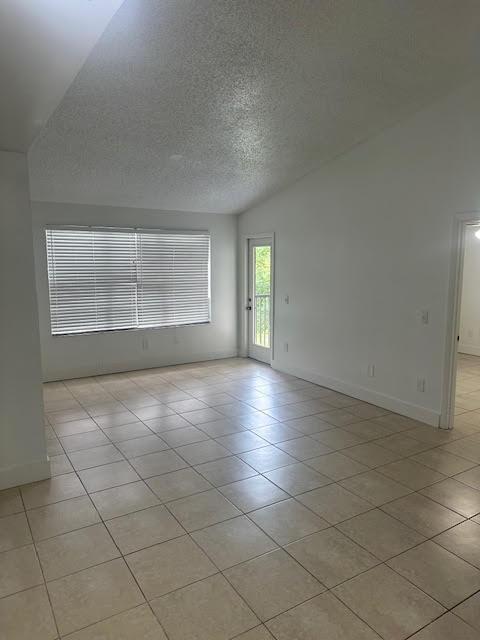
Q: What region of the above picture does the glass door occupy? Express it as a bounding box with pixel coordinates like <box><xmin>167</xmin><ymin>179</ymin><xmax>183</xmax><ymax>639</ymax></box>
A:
<box><xmin>247</xmin><ymin>238</ymin><xmax>272</xmax><ymax>363</ymax></box>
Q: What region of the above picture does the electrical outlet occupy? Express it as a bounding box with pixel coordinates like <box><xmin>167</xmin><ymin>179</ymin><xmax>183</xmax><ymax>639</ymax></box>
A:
<box><xmin>417</xmin><ymin>309</ymin><xmax>429</xmax><ymax>325</ymax></box>
<box><xmin>284</xmin><ymin>342</ymin><xmax>289</xmax><ymax>352</ymax></box>
<box><xmin>367</xmin><ymin>364</ymin><xmax>375</xmax><ymax>378</ymax></box>
<box><xmin>417</xmin><ymin>377</ymin><xmax>426</xmax><ymax>393</ymax></box>
<box><xmin>284</xmin><ymin>294</ymin><xmax>290</xmax><ymax>304</ymax></box>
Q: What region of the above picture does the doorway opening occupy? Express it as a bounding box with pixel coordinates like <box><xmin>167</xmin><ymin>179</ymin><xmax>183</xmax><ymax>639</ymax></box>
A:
<box><xmin>247</xmin><ymin>236</ymin><xmax>274</xmax><ymax>364</ymax></box>
<box><xmin>444</xmin><ymin>217</ymin><xmax>480</xmax><ymax>429</ymax></box>
<box><xmin>453</xmin><ymin>222</ymin><xmax>480</xmax><ymax>427</ymax></box>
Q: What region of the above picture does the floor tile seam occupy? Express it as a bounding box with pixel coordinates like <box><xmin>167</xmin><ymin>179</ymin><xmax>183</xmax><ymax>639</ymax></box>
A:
<box><xmin>17</xmin><ymin>481</ymin><xmax>62</xmax><ymax>639</ymax></box>
<box><xmin>412</xmin><ymin>487</ymin><xmax>480</xmax><ymax>520</ymax></box>
<box><xmin>61</xmin><ymin>456</ymin><xmax>175</xmax><ymax>640</ymax></box>
<box><xmin>333</xmin><ymin>512</ymin><xmax>480</xmax><ymax>575</ymax></box>
<box><xmin>402</xmin><ymin>611</ymin><xmax>478</xmax><ymax>640</ymax></box>
<box><xmin>56</xmin><ymin>602</ymin><xmax>158</xmax><ymax>640</ymax></box>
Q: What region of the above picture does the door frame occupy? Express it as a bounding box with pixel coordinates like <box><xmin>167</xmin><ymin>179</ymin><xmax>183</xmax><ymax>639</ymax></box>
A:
<box><xmin>442</xmin><ymin>212</ymin><xmax>480</xmax><ymax>429</ymax></box>
<box><xmin>240</xmin><ymin>232</ymin><xmax>275</xmax><ymax>364</ymax></box>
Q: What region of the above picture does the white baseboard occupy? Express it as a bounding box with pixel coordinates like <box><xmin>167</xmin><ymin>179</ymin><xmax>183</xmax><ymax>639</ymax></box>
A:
<box><xmin>272</xmin><ymin>362</ymin><xmax>440</xmax><ymax>427</ymax></box>
<box><xmin>43</xmin><ymin>349</ymin><xmax>239</xmax><ymax>382</ymax></box>
<box><xmin>459</xmin><ymin>344</ymin><xmax>480</xmax><ymax>357</ymax></box>
<box><xmin>0</xmin><ymin>456</ymin><xmax>51</xmax><ymax>490</ymax></box>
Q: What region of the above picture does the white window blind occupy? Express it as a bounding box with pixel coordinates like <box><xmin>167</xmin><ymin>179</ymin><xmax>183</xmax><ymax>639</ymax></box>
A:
<box><xmin>46</xmin><ymin>227</ymin><xmax>210</xmax><ymax>335</ymax></box>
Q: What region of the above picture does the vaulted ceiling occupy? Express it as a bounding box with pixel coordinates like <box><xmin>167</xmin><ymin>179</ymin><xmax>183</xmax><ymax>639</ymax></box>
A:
<box><xmin>28</xmin><ymin>0</ymin><xmax>480</xmax><ymax>214</ymax></box>
<box><xmin>0</xmin><ymin>0</ymin><xmax>124</xmax><ymax>152</ymax></box>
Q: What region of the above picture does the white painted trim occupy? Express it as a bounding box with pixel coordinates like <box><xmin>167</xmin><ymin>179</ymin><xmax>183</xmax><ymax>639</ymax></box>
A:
<box><xmin>239</xmin><ymin>234</ymin><xmax>250</xmax><ymax>358</ymax></box>
<box><xmin>0</xmin><ymin>457</ymin><xmax>51</xmax><ymax>490</ymax></box>
<box><xmin>273</xmin><ymin>362</ymin><xmax>440</xmax><ymax>426</ymax></box>
<box><xmin>459</xmin><ymin>344</ymin><xmax>480</xmax><ymax>357</ymax></box>
<box><xmin>442</xmin><ymin>212</ymin><xmax>480</xmax><ymax>429</ymax></box>
<box><xmin>240</xmin><ymin>232</ymin><xmax>275</xmax><ymax>363</ymax></box>
<box><xmin>42</xmin><ymin>348</ymin><xmax>239</xmax><ymax>382</ymax></box>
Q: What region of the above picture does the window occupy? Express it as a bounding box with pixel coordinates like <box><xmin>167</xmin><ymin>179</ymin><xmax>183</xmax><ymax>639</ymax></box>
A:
<box><xmin>45</xmin><ymin>227</ymin><xmax>210</xmax><ymax>335</ymax></box>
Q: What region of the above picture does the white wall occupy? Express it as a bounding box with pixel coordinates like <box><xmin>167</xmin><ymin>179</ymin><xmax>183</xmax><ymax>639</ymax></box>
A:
<box><xmin>239</xmin><ymin>80</ymin><xmax>480</xmax><ymax>426</ymax></box>
<box><xmin>0</xmin><ymin>151</ymin><xmax>49</xmax><ymax>489</ymax></box>
<box><xmin>32</xmin><ymin>202</ymin><xmax>238</xmax><ymax>381</ymax></box>
<box><xmin>459</xmin><ymin>226</ymin><xmax>480</xmax><ymax>356</ymax></box>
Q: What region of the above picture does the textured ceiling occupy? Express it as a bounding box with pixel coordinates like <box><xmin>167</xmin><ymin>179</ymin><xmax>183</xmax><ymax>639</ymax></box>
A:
<box><xmin>0</xmin><ymin>0</ymin><xmax>124</xmax><ymax>152</ymax></box>
<box><xmin>29</xmin><ymin>0</ymin><xmax>480</xmax><ymax>214</ymax></box>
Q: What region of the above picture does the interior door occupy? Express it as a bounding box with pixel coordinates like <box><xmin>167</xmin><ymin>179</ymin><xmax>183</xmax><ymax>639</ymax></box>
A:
<box><xmin>247</xmin><ymin>238</ymin><xmax>273</xmax><ymax>363</ymax></box>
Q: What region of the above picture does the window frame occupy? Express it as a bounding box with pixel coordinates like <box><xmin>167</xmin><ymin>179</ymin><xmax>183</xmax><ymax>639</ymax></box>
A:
<box><xmin>45</xmin><ymin>225</ymin><xmax>212</xmax><ymax>337</ymax></box>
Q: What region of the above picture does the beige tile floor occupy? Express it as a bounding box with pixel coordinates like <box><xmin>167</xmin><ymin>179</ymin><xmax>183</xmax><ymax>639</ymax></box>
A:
<box><xmin>3</xmin><ymin>356</ymin><xmax>480</xmax><ymax>638</ymax></box>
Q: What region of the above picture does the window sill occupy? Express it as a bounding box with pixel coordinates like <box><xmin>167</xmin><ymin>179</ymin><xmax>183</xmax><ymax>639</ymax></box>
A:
<box><xmin>51</xmin><ymin>321</ymin><xmax>212</xmax><ymax>337</ymax></box>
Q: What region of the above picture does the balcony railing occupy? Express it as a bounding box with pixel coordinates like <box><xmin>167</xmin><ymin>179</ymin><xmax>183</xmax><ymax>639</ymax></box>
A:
<box><xmin>254</xmin><ymin>294</ymin><xmax>270</xmax><ymax>347</ymax></box>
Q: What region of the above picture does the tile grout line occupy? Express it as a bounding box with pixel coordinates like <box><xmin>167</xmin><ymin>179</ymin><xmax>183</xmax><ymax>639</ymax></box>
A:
<box><xmin>55</xmin><ymin>451</ymin><xmax>174</xmax><ymax>640</ymax></box>
<box><xmin>30</xmin><ymin>358</ymin><xmax>480</xmax><ymax>637</ymax></box>
<box><xmin>18</xmin><ymin>483</ymin><xmax>62</xmax><ymax>640</ymax></box>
